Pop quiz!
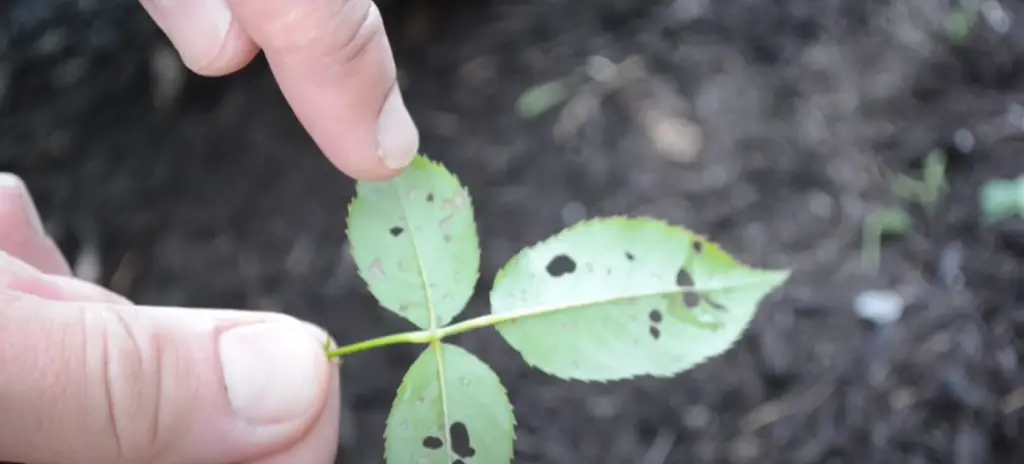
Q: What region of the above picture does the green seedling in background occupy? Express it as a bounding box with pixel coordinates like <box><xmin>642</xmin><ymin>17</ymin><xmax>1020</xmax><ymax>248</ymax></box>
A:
<box><xmin>891</xmin><ymin>149</ymin><xmax>948</xmax><ymax>215</ymax></box>
<box><xmin>322</xmin><ymin>154</ymin><xmax>790</xmax><ymax>463</ymax></box>
<box><xmin>516</xmin><ymin>80</ymin><xmax>571</xmax><ymax>120</ymax></box>
<box><xmin>979</xmin><ymin>175</ymin><xmax>1024</xmax><ymax>225</ymax></box>
<box><xmin>861</xmin><ymin>206</ymin><xmax>913</xmax><ymax>272</ymax></box>
<box><xmin>947</xmin><ymin>6</ymin><xmax>979</xmax><ymax>43</ymax></box>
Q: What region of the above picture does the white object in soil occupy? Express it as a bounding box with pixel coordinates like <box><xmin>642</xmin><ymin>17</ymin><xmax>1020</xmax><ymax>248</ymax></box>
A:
<box><xmin>854</xmin><ymin>289</ymin><xmax>906</xmax><ymax>325</ymax></box>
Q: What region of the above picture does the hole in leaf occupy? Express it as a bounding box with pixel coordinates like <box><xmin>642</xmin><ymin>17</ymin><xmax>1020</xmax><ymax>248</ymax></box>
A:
<box><xmin>676</xmin><ymin>268</ymin><xmax>694</xmax><ymax>288</ymax></box>
<box><xmin>422</xmin><ymin>436</ymin><xmax>443</xmax><ymax>450</ymax></box>
<box><xmin>450</xmin><ymin>421</ymin><xmax>475</xmax><ymax>458</ymax></box>
<box><xmin>649</xmin><ymin>325</ymin><xmax>661</xmax><ymax>340</ymax></box>
<box><xmin>649</xmin><ymin>309</ymin><xmax>662</xmax><ymax>323</ymax></box>
<box><xmin>625</xmin><ymin>252</ymin><xmax>634</xmax><ymax>261</ymax></box>
<box><xmin>546</xmin><ymin>254</ymin><xmax>576</xmax><ymax>277</ymax></box>
<box><xmin>427</xmin><ymin>193</ymin><xmax>434</xmax><ymax>202</ymax></box>
<box><xmin>389</xmin><ymin>226</ymin><xmax>404</xmax><ymax>237</ymax></box>
<box><xmin>369</xmin><ymin>259</ymin><xmax>385</xmax><ymax>278</ymax></box>
<box><xmin>684</xmin><ymin>291</ymin><xmax>702</xmax><ymax>308</ymax></box>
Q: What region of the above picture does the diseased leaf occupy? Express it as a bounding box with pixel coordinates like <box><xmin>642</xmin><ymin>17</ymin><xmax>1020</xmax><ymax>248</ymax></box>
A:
<box><xmin>347</xmin><ymin>154</ymin><xmax>480</xmax><ymax>329</ymax></box>
<box><xmin>385</xmin><ymin>342</ymin><xmax>515</xmax><ymax>464</ymax></box>
<box><xmin>489</xmin><ymin>217</ymin><xmax>790</xmax><ymax>381</ymax></box>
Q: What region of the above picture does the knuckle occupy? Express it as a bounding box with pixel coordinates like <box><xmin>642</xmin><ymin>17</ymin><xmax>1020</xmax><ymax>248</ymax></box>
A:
<box><xmin>262</xmin><ymin>0</ymin><xmax>388</xmax><ymax>68</ymax></box>
<box><xmin>85</xmin><ymin>307</ymin><xmax>178</xmax><ymax>462</ymax></box>
<box><xmin>336</xmin><ymin>2</ymin><xmax>386</xmax><ymax>65</ymax></box>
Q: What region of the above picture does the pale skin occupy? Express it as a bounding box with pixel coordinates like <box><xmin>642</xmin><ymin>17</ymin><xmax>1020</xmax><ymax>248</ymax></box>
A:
<box><xmin>0</xmin><ymin>0</ymin><xmax>416</xmax><ymax>462</ymax></box>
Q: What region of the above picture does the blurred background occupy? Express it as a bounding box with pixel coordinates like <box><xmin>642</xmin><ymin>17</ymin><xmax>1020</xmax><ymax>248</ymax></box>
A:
<box><xmin>2</xmin><ymin>0</ymin><xmax>1023</xmax><ymax>462</ymax></box>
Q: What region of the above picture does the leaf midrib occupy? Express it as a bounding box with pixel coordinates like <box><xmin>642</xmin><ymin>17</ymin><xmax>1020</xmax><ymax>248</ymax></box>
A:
<box><xmin>393</xmin><ymin>176</ymin><xmax>455</xmax><ymax>461</ymax></box>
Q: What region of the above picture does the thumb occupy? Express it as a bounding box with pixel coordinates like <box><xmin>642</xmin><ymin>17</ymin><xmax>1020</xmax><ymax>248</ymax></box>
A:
<box><xmin>0</xmin><ymin>285</ymin><xmax>337</xmax><ymax>463</ymax></box>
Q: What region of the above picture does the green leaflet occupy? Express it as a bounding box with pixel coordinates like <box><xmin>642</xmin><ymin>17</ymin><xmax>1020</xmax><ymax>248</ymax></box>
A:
<box><xmin>347</xmin><ymin>155</ymin><xmax>480</xmax><ymax>330</ymax></box>
<box><xmin>489</xmin><ymin>217</ymin><xmax>790</xmax><ymax>381</ymax></box>
<box><xmin>341</xmin><ymin>153</ymin><xmax>792</xmax><ymax>463</ymax></box>
<box><xmin>385</xmin><ymin>343</ymin><xmax>515</xmax><ymax>464</ymax></box>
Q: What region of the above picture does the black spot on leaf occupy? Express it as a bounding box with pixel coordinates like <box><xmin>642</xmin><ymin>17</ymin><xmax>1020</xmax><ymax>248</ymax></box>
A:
<box><xmin>450</xmin><ymin>421</ymin><xmax>475</xmax><ymax>458</ymax></box>
<box><xmin>649</xmin><ymin>309</ymin><xmax>662</xmax><ymax>323</ymax></box>
<box><xmin>649</xmin><ymin>325</ymin><xmax>661</xmax><ymax>340</ymax></box>
<box><xmin>422</xmin><ymin>436</ymin><xmax>443</xmax><ymax>449</ymax></box>
<box><xmin>705</xmin><ymin>296</ymin><xmax>727</xmax><ymax>312</ymax></box>
<box><xmin>625</xmin><ymin>252</ymin><xmax>634</xmax><ymax>261</ymax></box>
<box><xmin>389</xmin><ymin>226</ymin><xmax>404</xmax><ymax>237</ymax></box>
<box><xmin>692</xmin><ymin>241</ymin><xmax>703</xmax><ymax>252</ymax></box>
<box><xmin>546</xmin><ymin>254</ymin><xmax>576</xmax><ymax>277</ymax></box>
<box><xmin>676</xmin><ymin>268</ymin><xmax>694</xmax><ymax>288</ymax></box>
<box><xmin>684</xmin><ymin>292</ymin><xmax>701</xmax><ymax>308</ymax></box>
<box><xmin>427</xmin><ymin>193</ymin><xmax>434</xmax><ymax>202</ymax></box>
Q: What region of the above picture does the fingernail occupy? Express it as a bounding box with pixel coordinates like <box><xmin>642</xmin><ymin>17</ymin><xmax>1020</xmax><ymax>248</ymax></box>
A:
<box><xmin>377</xmin><ymin>87</ymin><xmax>419</xmax><ymax>170</ymax></box>
<box><xmin>219</xmin><ymin>322</ymin><xmax>326</xmax><ymax>424</ymax></box>
<box><xmin>0</xmin><ymin>172</ymin><xmax>47</xmax><ymax>237</ymax></box>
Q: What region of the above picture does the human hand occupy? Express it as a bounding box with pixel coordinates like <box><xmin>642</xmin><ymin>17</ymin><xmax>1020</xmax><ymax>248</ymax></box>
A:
<box><xmin>140</xmin><ymin>0</ymin><xmax>419</xmax><ymax>180</ymax></box>
<box><xmin>0</xmin><ymin>173</ymin><xmax>342</xmax><ymax>463</ymax></box>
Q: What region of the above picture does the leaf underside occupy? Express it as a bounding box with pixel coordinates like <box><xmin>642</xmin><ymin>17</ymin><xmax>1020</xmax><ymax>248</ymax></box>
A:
<box><xmin>489</xmin><ymin>216</ymin><xmax>790</xmax><ymax>381</ymax></box>
<box><xmin>385</xmin><ymin>342</ymin><xmax>515</xmax><ymax>464</ymax></box>
<box><xmin>347</xmin><ymin>154</ymin><xmax>481</xmax><ymax>330</ymax></box>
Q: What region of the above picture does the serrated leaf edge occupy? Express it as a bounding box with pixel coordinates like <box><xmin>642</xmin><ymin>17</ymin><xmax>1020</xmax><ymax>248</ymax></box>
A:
<box><xmin>382</xmin><ymin>342</ymin><xmax>520</xmax><ymax>464</ymax></box>
<box><xmin>345</xmin><ymin>153</ymin><xmax>482</xmax><ymax>330</ymax></box>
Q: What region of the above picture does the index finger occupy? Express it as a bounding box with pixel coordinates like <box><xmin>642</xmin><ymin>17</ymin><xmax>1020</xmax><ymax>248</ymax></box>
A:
<box><xmin>227</xmin><ymin>0</ymin><xmax>419</xmax><ymax>180</ymax></box>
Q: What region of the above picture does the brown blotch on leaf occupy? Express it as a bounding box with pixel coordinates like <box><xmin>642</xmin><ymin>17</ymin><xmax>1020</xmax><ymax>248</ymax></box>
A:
<box><xmin>546</xmin><ymin>254</ymin><xmax>576</xmax><ymax>277</ymax></box>
<box><xmin>705</xmin><ymin>296</ymin><xmax>727</xmax><ymax>312</ymax></box>
<box><xmin>422</xmin><ymin>436</ymin><xmax>443</xmax><ymax>449</ymax></box>
<box><xmin>683</xmin><ymin>291</ymin><xmax>701</xmax><ymax>308</ymax></box>
<box><xmin>676</xmin><ymin>268</ymin><xmax>695</xmax><ymax>288</ymax></box>
<box><xmin>440</xmin><ymin>214</ymin><xmax>453</xmax><ymax>231</ymax></box>
<box><xmin>450</xmin><ymin>421</ymin><xmax>476</xmax><ymax>458</ymax></box>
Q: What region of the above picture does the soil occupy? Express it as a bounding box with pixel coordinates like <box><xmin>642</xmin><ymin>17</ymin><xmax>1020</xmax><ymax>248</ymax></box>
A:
<box><xmin>2</xmin><ymin>0</ymin><xmax>1024</xmax><ymax>463</ymax></box>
